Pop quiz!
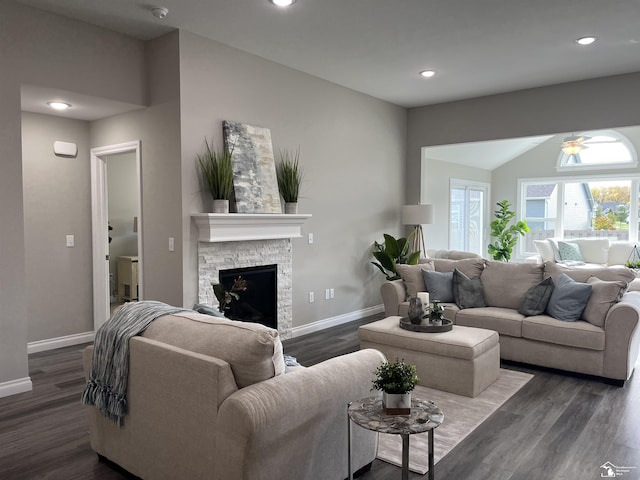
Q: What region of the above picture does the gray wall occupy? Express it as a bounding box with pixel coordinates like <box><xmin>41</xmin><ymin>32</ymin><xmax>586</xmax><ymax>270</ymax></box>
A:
<box><xmin>22</xmin><ymin>112</ymin><xmax>93</xmax><ymax>342</ymax></box>
<box><xmin>178</xmin><ymin>31</ymin><xmax>407</xmax><ymax>327</ymax></box>
<box><xmin>0</xmin><ymin>1</ymin><xmax>146</xmax><ymax>389</ymax></box>
<box><xmin>407</xmin><ymin>72</ymin><xmax>640</xmax><ymax>212</ymax></box>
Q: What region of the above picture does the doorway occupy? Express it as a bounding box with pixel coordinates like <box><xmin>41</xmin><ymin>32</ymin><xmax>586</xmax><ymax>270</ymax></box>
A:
<box><xmin>449</xmin><ymin>179</ymin><xmax>490</xmax><ymax>256</ymax></box>
<box><xmin>91</xmin><ymin>141</ymin><xmax>142</xmax><ymax>331</ymax></box>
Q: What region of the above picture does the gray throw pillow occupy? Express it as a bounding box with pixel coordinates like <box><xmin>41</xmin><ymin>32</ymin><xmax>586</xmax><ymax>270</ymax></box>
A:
<box><xmin>452</xmin><ymin>268</ymin><xmax>486</xmax><ymax>309</ymax></box>
<box><xmin>545</xmin><ymin>273</ymin><xmax>592</xmax><ymax>322</ymax></box>
<box><xmin>518</xmin><ymin>277</ymin><xmax>554</xmax><ymax>316</ymax></box>
<box><xmin>422</xmin><ymin>270</ymin><xmax>454</xmax><ymax>303</ymax></box>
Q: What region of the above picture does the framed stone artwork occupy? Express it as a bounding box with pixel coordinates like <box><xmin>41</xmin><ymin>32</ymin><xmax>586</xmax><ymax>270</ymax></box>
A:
<box><xmin>223</xmin><ymin>120</ymin><xmax>282</xmax><ymax>214</ymax></box>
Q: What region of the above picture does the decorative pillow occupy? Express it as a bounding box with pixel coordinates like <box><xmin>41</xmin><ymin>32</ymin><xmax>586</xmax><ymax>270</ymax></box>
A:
<box><xmin>582</xmin><ymin>277</ymin><xmax>627</xmax><ymax>327</ymax></box>
<box><xmin>547</xmin><ymin>238</ymin><xmax>563</xmax><ymax>262</ymax></box>
<box><xmin>545</xmin><ymin>273</ymin><xmax>592</xmax><ymax>322</ymax></box>
<box><xmin>518</xmin><ymin>277</ymin><xmax>554</xmax><ymax>316</ymax></box>
<box><xmin>557</xmin><ymin>241</ymin><xmax>584</xmax><ymax>262</ymax></box>
<box><xmin>396</xmin><ymin>262</ymin><xmax>435</xmax><ymax>298</ymax></box>
<box><xmin>533</xmin><ymin>240</ymin><xmax>556</xmax><ymax>263</ymax></box>
<box><xmin>422</xmin><ymin>270</ymin><xmax>454</xmax><ymax>303</ymax></box>
<box><xmin>452</xmin><ymin>268</ymin><xmax>486</xmax><ymax>309</ymax></box>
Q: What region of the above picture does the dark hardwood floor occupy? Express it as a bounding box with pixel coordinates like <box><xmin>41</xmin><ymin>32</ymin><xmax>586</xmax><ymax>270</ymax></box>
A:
<box><xmin>1</xmin><ymin>314</ymin><xmax>639</xmax><ymax>479</ymax></box>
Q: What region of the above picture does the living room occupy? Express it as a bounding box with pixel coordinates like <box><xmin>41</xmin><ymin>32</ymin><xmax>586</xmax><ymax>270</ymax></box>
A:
<box><xmin>2</xmin><ymin>1</ymin><xmax>640</xmax><ymax>479</ymax></box>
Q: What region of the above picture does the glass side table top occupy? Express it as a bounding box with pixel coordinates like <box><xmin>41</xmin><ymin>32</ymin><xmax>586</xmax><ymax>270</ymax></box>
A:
<box><xmin>348</xmin><ymin>396</ymin><xmax>444</xmax><ymax>435</ymax></box>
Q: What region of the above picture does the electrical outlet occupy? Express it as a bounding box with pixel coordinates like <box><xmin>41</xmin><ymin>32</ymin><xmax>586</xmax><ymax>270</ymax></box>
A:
<box><xmin>330</xmin><ymin>288</ymin><xmax>335</xmax><ymax>299</ymax></box>
<box><xmin>309</xmin><ymin>292</ymin><xmax>314</xmax><ymax>303</ymax></box>
<box><xmin>169</xmin><ymin>237</ymin><xmax>175</xmax><ymax>252</ymax></box>
<box><xmin>325</xmin><ymin>289</ymin><xmax>330</xmax><ymax>300</ymax></box>
<box><xmin>308</xmin><ymin>233</ymin><xmax>314</xmax><ymax>244</ymax></box>
<box><xmin>66</xmin><ymin>235</ymin><xmax>74</xmax><ymax>247</ymax></box>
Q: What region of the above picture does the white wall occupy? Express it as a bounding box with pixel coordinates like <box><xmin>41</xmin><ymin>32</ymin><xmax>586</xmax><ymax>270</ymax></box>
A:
<box><xmin>21</xmin><ymin>112</ymin><xmax>93</xmax><ymax>342</ymax></box>
<box><xmin>178</xmin><ymin>31</ymin><xmax>407</xmax><ymax>327</ymax></box>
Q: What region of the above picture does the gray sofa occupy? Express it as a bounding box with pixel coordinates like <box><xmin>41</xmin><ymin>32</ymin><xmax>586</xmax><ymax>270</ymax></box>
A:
<box><xmin>381</xmin><ymin>258</ymin><xmax>640</xmax><ymax>383</ymax></box>
<box><xmin>83</xmin><ymin>311</ymin><xmax>385</xmax><ymax>480</ymax></box>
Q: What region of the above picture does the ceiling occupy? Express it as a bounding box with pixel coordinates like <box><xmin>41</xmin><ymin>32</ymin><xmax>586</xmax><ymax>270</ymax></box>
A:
<box><xmin>15</xmin><ymin>0</ymin><xmax>640</xmax><ymax>109</ymax></box>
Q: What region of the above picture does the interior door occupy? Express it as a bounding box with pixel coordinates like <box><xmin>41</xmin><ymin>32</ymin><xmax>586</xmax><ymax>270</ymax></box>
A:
<box><xmin>450</xmin><ymin>180</ymin><xmax>489</xmax><ymax>256</ymax></box>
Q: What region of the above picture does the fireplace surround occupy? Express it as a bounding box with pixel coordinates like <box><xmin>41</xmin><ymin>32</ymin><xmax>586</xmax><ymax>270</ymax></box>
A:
<box><xmin>193</xmin><ymin>213</ymin><xmax>310</xmax><ymax>340</ymax></box>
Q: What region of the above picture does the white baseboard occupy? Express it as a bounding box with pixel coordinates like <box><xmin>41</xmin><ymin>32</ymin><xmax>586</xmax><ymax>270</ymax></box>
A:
<box><xmin>290</xmin><ymin>304</ymin><xmax>384</xmax><ymax>338</ymax></box>
<box><xmin>27</xmin><ymin>331</ymin><xmax>95</xmax><ymax>354</ymax></box>
<box><xmin>0</xmin><ymin>377</ymin><xmax>32</xmax><ymax>398</ymax></box>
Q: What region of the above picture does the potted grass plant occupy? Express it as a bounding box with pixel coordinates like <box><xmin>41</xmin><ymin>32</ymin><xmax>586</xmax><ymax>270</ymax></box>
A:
<box><xmin>197</xmin><ymin>137</ymin><xmax>234</xmax><ymax>213</ymax></box>
<box><xmin>276</xmin><ymin>148</ymin><xmax>303</xmax><ymax>214</ymax></box>
<box><xmin>372</xmin><ymin>359</ymin><xmax>419</xmax><ymax>415</ymax></box>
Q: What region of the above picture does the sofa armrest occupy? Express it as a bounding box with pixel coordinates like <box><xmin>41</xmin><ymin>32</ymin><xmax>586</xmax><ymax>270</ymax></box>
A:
<box><xmin>602</xmin><ymin>291</ymin><xmax>640</xmax><ymax>380</ymax></box>
<box><xmin>381</xmin><ymin>280</ymin><xmax>406</xmax><ymax>316</ymax></box>
<box><xmin>215</xmin><ymin>348</ymin><xmax>386</xmax><ymax>480</ymax></box>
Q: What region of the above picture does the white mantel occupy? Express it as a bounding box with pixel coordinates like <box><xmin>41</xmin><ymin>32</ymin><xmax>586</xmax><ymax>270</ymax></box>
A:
<box><xmin>192</xmin><ymin>213</ymin><xmax>311</xmax><ymax>243</ymax></box>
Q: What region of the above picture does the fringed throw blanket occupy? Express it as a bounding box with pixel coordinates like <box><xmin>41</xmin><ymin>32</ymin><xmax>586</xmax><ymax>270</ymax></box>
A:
<box><xmin>81</xmin><ymin>301</ymin><xmax>188</xmax><ymax>426</ymax></box>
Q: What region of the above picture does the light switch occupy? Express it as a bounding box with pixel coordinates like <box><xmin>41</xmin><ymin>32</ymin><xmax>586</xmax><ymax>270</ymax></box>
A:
<box><xmin>66</xmin><ymin>235</ymin><xmax>74</xmax><ymax>247</ymax></box>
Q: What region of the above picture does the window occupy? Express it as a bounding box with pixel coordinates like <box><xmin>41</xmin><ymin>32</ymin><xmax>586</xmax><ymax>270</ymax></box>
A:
<box><xmin>557</xmin><ymin>130</ymin><xmax>637</xmax><ymax>171</ymax></box>
<box><xmin>450</xmin><ymin>179</ymin><xmax>489</xmax><ymax>256</ymax></box>
<box><xmin>519</xmin><ymin>177</ymin><xmax>638</xmax><ymax>256</ymax></box>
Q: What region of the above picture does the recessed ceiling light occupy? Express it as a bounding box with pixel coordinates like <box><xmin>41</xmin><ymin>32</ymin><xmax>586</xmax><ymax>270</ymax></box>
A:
<box><xmin>576</xmin><ymin>36</ymin><xmax>597</xmax><ymax>46</ymax></box>
<box><xmin>270</xmin><ymin>0</ymin><xmax>296</xmax><ymax>6</ymax></box>
<box><xmin>419</xmin><ymin>70</ymin><xmax>436</xmax><ymax>78</ymax></box>
<box><xmin>47</xmin><ymin>101</ymin><xmax>71</xmax><ymax>110</ymax></box>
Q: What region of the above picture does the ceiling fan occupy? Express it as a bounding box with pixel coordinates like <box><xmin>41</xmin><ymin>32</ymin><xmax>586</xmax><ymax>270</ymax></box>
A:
<box><xmin>561</xmin><ymin>132</ymin><xmax>620</xmax><ymax>155</ymax></box>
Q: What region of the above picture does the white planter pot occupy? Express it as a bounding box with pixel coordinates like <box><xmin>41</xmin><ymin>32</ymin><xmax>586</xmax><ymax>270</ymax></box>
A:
<box><xmin>382</xmin><ymin>392</ymin><xmax>411</xmax><ymax>415</ymax></box>
<box><xmin>284</xmin><ymin>202</ymin><xmax>298</xmax><ymax>214</ymax></box>
<box><xmin>213</xmin><ymin>199</ymin><xmax>229</xmax><ymax>213</ymax></box>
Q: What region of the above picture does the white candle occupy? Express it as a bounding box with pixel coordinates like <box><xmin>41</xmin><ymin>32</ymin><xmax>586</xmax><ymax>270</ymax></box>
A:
<box><xmin>417</xmin><ymin>292</ymin><xmax>429</xmax><ymax>306</ymax></box>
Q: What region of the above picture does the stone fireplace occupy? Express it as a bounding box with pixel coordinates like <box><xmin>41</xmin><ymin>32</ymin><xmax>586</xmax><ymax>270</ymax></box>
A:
<box><xmin>193</xmin><ymin>213</ymin><xmax>310</xmax><ymax>340</ymax></box>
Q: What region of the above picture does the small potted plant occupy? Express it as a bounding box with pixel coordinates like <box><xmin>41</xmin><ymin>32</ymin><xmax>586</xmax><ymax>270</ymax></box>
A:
<box><xmin>428</xmin><ymin>300</ymin><xmax>445</xmax><ymax>326</ymax></box>
<box><xmin>372</xmin><ymin>359</ymin><xmax>419</xmax><ymax>415</ymax></box>
<box><xmin>276</xmin><ymin>148</ymin><xmax>303</xmax><ymax>214</ymax></box>
<box><xmin>197</xmin><ymin>137</ymin><xmax>234</xmax><ymax>213</ymax></box>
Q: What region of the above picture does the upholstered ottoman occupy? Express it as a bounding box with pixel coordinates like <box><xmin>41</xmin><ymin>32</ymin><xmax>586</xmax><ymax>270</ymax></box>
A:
<box><xmin>358</xmin><ymin>316</ymin><xmax>500</xmax><ymax>397</ymax></box>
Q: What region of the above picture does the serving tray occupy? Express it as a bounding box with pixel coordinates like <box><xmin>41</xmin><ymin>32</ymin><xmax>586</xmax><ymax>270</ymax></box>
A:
<box><xmin>399</xmin><ymin>316</ymin><xmax>453</xmax><ymax>333</ymax></box>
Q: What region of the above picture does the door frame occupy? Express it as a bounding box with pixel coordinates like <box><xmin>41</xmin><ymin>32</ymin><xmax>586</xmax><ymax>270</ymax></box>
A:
<box><xmin>90</xmin><ymin>140</ymin><xmax>142</xmax><ymax>331</ymax></box>
<box><xmin>449</xmin><ymin>178</ymin><xmax>491</xmax><ymax>255</ymax></box>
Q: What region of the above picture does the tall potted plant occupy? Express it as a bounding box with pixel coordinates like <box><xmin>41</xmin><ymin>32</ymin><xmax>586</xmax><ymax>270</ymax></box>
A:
<box><xmin>488</xmin><ymin>200</ymin><xmax>529</xmax><ymax>262</ymax></box>
<box><xmin>276</xmin><ymin>148</ymin><xmax>303</xmax><ymax>214</ymax></box>
<box><xmin>371</xmin><ymin>232</ymin><xmax>420</xmax><ymax>281</ymax></box>
<box><xmin>372</xmin><ymin>359</ymin><xmax>419</xmax><ymax>415</ymax></box>
<box><xmin>197</xmin><ymin>137</ymin><xmax>234</xmax><ymax>213</ymax></box>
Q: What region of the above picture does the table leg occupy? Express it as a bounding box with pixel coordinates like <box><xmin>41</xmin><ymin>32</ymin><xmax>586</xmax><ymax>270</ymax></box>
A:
<box><xmin>428</xmin><ymin>429</ymin><xmax>435</xmax><ymax>480</ymax></box>
<box><xmin>401</xmin><ymin>434</ymin><xmax>409</xmax><ymax>480</ymax></box>
<box><xmin>347</xmin><ymin>402</ymin><xmax>353</xmax><ymax>480</ymax></box>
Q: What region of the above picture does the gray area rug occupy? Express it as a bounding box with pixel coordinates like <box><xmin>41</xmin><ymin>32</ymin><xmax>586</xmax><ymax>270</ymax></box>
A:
<box><xmin>376</xmin><ymin>368</ymin><xmax>533</xmax><ymax>474</ymax></box>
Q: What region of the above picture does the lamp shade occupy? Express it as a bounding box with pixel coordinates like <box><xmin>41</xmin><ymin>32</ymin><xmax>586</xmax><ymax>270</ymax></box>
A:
<box><xmin>402</xmin><ymin>204</ymin><xmax>434</xmax><ymax>225</ymax></box>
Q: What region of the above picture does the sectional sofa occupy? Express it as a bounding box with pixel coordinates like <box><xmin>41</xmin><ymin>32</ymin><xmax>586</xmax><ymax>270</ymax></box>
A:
<box><xmin>381</xmin><ymin>258</ymin><xmax>640</xmax><ymax>383</ymax></box>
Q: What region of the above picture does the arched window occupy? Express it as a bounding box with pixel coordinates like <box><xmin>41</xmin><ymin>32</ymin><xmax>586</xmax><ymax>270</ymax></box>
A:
<box><xmin>557</xmin><ymin>129</ymin><xmax>637</xmax><ymax>171</ymax></box>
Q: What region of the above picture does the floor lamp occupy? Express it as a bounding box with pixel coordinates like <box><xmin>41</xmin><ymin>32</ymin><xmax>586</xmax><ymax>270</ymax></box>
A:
<box><xmin>402</xmin><ymin>204</ymin><xmax>434</xmax><ymax>256</ymax></box>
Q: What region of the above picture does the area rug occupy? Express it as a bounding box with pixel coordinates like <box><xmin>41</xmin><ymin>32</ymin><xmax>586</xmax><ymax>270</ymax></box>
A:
<box><xmin>376</xmin><ymin>368</ymin><xmax>533</xmax><ymax>474</ymax></box>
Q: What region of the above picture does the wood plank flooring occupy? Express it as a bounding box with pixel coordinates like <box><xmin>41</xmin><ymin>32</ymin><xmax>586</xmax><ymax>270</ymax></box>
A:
<box><xmin>1</xmin><ymin>313</ymin><xmax>639</xmax><ymax>480</ymax></box>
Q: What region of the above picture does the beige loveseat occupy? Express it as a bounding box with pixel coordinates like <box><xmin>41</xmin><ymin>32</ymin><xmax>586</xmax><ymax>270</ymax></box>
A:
<box><xmin>381</xmin><ymin>258</ymin><xmax>640</xmax><ymax>383</ymax></box>
<box><xmin>83</xmin><ymin>311</ymin><xmax>385</xmax><ymax>480</ymax></box>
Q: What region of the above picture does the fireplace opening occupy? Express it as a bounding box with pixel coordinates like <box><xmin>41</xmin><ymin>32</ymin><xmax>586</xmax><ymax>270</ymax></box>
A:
<box><xmin>218</xmin><ymin>264</ymin><xmax>277</xmax><ymax>330</ymax></box>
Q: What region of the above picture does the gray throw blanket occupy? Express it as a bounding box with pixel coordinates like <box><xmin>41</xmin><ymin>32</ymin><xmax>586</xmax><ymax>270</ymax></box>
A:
<box><xmin>81</xmin><ymin>301</ymin><xmax>188</xmax><ymax>426</ymax></box>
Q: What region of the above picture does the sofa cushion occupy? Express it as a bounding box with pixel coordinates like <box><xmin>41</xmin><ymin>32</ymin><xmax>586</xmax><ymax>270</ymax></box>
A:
<box><xmin>544</xmin><ymin>261</ymin><xmax>636</xmax><ymax>284</ymax></box>
<box><xmin>533</xmin><ymin>239</ymin><xmax>556</xmax><ymax>263</ymax></box>
<box><xmin>142</xmin><ymin>311</ymin><xmax>285</xmax><ymax>388</ymax></box>
<box><xmin>522</xmin><ymin>315</ymin><xmax>605</xmax><ymax>351</ymax></box>
<box><xmin>452</xmin><ymin>268</ymin><xmax>486</xmax><ymax>309</ymax></box>
<box><xmin>546</xmin><ymin>273</ymin><xmax>592</xmax><ymax>322</ymax></box>
<box><xmin>608</xmin><ymin>241</ymin><xmax>639</xmax><ymax>266</ymax></box>
<box><xmin>422</xmin><ymin>270</ymin><xmax>454</xmax><ymax>303</ymax></box>
<box><xmin>481</xmin><ymin>261</ymin><xmax>544</xmax><ymax>310</ymax></box>
<box><xmin>558</xmin><ymin>241</ymin><xmax>584</xmax><ymax>262</ymax></box>
<box><xmin>455</xmin><ymin>307</ymin><xmax>524</xmax><ymax>338</ymax></box>
<box><xmin>518</xmin><ymin>277</ymin><xmax>554</xmax><ymax>316</ymax></box>
<box><xmin>572</xmin><ymin>238</ymin><xmax>610</xmax><ymax>264</ymax></box>
<box><xmin>431</xmin><ymin>257</ymin><xmax>485</xmax><ymax>278</ymax></box>
<box><xmin>396</xmin><ymin>262</ymin><xmax>435</xmax><ymax>298</ymax></box>
<box><xmin>582</xmin><ymin>277</ymin><xmax>627</xmax><ymax>327</ymax></box>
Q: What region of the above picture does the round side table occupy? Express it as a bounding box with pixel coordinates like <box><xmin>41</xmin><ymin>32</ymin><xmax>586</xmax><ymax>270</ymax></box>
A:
<box><xmin>347</xmin><ymin>396</ymin><xmax>443</xmax><ymax>480</ymax></box>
